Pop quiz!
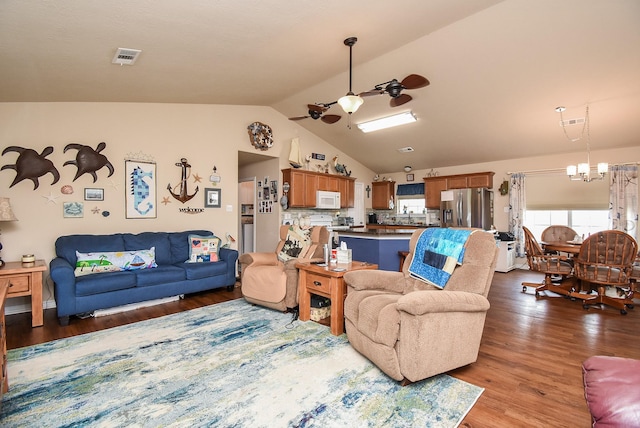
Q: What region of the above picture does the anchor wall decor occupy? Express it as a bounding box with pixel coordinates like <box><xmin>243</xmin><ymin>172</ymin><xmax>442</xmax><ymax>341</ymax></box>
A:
<box><xmin>167</xmin><ymin>158</ymin><xmax>199</xmax><ymax>203</ymax></box>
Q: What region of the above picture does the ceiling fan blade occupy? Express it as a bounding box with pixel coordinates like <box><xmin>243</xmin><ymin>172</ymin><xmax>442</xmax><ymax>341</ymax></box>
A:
<box><xmin>359</xmin><ymin>89</ymin><xmax>384</xmax><ymax>97</ymax></box>
<box><xmin>390</xmin><ymin>94</ymin><xmax>412</xmax><ymax>107</ymax></box>
<box><xmin>401</xmin><ymin>74</ymin><xmax>430</xmax><ymax>90</ymax></box>
<box><xmin>321</xmin><ymin>114</ymin><xmax>342</xmax><ymax>124</ymax></box>
<box><xmin>289</xmin><ymin>115</ymin><xmax>310</xmax><ymax>121</ymax></box>
<box><xmin>308</xmin><ymin>104</ymin><xmax>328</xmax><ymax>113</ymax></box>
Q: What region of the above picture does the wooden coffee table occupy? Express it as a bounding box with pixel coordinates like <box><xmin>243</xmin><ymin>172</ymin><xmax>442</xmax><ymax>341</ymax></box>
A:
<box><xmin>296</xmin><ymin>261</ymin><xmax>377</xmax><ymax>335</ymax></box>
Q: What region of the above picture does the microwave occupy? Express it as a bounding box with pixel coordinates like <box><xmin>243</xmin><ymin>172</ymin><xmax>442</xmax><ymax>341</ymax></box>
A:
<box><xmin>315</xmin><ymin>191</ymin><xmax>341</xmax><ymax>209</ymax></box>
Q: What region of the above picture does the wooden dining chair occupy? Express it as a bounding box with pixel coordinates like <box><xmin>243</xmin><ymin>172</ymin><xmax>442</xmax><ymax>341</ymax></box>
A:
<box><xmin>521</xmin><ymin>226</ymin><xmax>575</xmax><ymax>297</ymax></box>
<box><xmin>541</xmin><ymin>225</ymin><xmax>578</xmax><ymax>256</ymax></box>
<box><xmin>629</xmin><ymin>254</ymin><xmax>640</xmax><ymax>298</ymax></box>
<box><xmin>541</xmin><ymin>225</ymin><xmax>578</xmax><ymax>243</ymax></box>
<box><xmin>572</xmin><ymin>230</ymin><xmax>638</xmax><ymax>315</ymax></box>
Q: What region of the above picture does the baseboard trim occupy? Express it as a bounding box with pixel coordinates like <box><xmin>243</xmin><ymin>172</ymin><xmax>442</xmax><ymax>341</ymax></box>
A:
<box><xmin>5</xmin><ymin>299</ymin><xmax>57</xmax><ymax>316</ymax></box>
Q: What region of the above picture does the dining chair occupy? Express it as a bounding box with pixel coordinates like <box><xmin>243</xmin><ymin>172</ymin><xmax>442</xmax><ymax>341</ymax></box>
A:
<box><xmin>541</xmin><ymin>225</ymin><xmax>578</xmax><ymax>256</ymax></box>
<box><xmin>521</xmin><ymin>226</ymin><xmax>575</xmax><ymax>297</ymax></box>
<box><xmin>572</xmin><ymin>230</ymin><xmax>638</xmax><ymax>315</ymax></box>
<box><xmin>629</xmin><ymin>254</ymin><xmax>640</xmax><ymax>299</ymax></box>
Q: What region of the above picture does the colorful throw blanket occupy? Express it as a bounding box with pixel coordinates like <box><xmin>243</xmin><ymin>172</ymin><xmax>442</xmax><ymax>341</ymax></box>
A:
<box><xmin>409</xmin><ymin>228</ymin><xmax>473</xmax><ymax>289</ymax></box>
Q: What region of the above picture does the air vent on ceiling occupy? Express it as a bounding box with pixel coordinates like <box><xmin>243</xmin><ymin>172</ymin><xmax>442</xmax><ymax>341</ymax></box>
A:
<box><xmin>112</xmin><ymin>48</ymin><xmax>142</xmax><ymax>65</ymax></box>
<box><xmin>559</xmin><ymin>117</ymin><xmax>585</xmax><ymax>127</ymax></box>
<box><xmin>397</xmin><ymin>147</ymin><xmax>415</xmax><ymax>153</ymax></box>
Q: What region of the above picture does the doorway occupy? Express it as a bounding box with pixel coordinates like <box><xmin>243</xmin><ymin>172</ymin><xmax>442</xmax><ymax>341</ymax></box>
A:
<box><xmin>238</xmin><ymin>178</ymin><xmax>256</xmax><ymax>254</ymax></box>
<box><xmin>238</xmin><ymin>151</ymin><xmax>280</xmax><ymax>254</ymax></box>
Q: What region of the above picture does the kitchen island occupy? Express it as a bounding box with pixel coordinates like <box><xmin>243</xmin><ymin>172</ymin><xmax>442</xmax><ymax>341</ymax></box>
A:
<box><xmin>335</xmin><ymin>228</ymin><xmax>426</xmax><ymax>271</ymax></box>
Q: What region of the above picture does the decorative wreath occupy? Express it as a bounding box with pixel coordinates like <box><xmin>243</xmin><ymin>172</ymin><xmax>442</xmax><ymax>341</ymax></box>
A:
<box><xmin>247</xmin><ymin>122</ymin><xmax>274</xmax><ymax>151</ymax></box>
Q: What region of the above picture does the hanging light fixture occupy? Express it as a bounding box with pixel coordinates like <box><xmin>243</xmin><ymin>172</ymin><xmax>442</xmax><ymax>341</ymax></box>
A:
<box><xmin>337</xmin><ymin>37</ymin><xmax>364</xmax><ymax>115</ymax></box>
<box><xmin>557</xmin><ymin>106</ymin><xmax>608</xmax><ymax>182</ymax></box>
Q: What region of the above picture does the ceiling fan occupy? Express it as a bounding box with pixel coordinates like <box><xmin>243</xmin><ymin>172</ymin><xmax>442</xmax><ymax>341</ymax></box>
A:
<box><xmin>288</xmin><ymin>102</ymin><xmax>341</xmax><ymax>124</ymax></box>
<box><xmin>359</xmin><ymin>74</ymin><xmax>430</xmax><ymax>107</ymax></box>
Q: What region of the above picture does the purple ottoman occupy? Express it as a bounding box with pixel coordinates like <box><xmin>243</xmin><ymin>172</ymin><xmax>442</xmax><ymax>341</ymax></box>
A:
<box><xmin>582</xmin><ymin>356</ymin><xmax>640</xmax><ymax>427</ymax></box>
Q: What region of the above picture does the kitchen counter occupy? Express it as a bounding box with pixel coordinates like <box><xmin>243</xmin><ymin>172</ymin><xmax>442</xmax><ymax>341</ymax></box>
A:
<box><xmin>334</xmin><ymin>229</ymin><xmax>417</xmax><ymax>271</ymax></box>
<box><xmin>338</xmin><ymin>228</ymin><xmax>422</xmax><ymax>237</ymax></box>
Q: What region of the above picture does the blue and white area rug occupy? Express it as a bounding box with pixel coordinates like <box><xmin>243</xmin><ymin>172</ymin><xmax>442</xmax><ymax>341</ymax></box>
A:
<box><xmin>1</xmin><ymin>299</ymin><xmax>483</xmax><ymax>427</ymax></box>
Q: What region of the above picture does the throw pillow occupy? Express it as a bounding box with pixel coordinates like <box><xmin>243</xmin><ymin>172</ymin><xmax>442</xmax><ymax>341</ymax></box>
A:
<box><xmin>74</xmin><ymin>247</ymin><xmax>157</xmax><ymax>277</ymax></box>
<box><xmin>187</xmin><ymin>234</ymin><xmax>221</xmax><ymax>262</ymax></box>
<box><xmin>277</xmin><ymin>225</ymin><xmax>312</xmax><ymax>262</ymax></box>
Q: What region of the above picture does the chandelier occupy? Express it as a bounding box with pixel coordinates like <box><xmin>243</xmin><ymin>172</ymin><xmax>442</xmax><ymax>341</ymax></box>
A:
<box><xmin>556</xmin><ymin>105</ymin><xmax>608</xmax><ymax>182</ymax></box>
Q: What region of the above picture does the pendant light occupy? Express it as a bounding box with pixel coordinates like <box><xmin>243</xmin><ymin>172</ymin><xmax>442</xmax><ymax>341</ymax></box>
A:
<box><xmin>557</xmin><ymin>106</ymin><xmax>608</xmax><ymax>182</ymax></box>
<box><xmin>337</xmin><ymin>37</ymin><xmax>364</xmax><ymax>115</ymax></box>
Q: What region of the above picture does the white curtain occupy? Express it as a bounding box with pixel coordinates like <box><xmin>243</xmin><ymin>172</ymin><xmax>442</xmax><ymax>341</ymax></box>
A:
<box><xmin>609</xmin><ymin>164</ymin><xmax>638</xmax><ymax>242</ymax></box>
<box><xmin>509</xmin><ymin>173</ymin><xmax>527</xmax><ymax>257</ymax></box>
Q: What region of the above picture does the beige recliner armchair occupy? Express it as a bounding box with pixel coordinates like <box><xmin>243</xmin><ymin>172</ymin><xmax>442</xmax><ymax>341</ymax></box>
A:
<box><xmin>239</xmin><ymin>225</ymin><xmax>329</xmax><ymax>312</ymax></box>
<box><xmin>343</xmin><ymin>228</ymin><xmax>498</xmax><ymax>384</ymax></box>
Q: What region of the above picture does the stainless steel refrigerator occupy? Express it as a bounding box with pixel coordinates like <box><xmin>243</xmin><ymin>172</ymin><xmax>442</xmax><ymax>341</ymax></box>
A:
<box><xmin>440</xmin><ymin>188</ymin><xmax>493</xmax><ymax>229</ymax></box>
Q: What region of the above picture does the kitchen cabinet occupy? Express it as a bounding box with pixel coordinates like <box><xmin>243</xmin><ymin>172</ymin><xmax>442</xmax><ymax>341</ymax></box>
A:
<box><xmin>339</xmin><ymin>178</ymin><xmax>355</xmax><ymax>208</ymax></box>
<box><xmin>446</xmin><ymin>176</ymin><xmax>468</xmax><ymax>189</ymax></box>
<box><xmin>281</xmin><ymin>169</ymin><xmax>355</xmax><ymax>208</ymax></box>
<box><xmin>283</xmin><ymin>169</ymin><xmax>307</xmax><ymax>207</ymax></box>
<box><xmin>424</xmin><ymin>177</ymin><xmax>448</xmax><ymax>209</ymax></box>
<box><xmin>318</xmin><ymin>175</ymin><xmax>339</xmax><ymax>192</ymax></box>
<box><xmin>424</xmin><ymin>172</ymin><xmax>494</xmax><ymax>209</ymax></box>
<box><xmin>372</xmin><ymin>181</ymin><xmax>395</xmax><ymax>210</ymax></box>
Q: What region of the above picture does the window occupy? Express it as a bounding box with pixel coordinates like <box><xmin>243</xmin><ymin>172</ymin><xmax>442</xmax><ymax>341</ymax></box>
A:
<box><xmin>396</xmin><ymin>183</ymin><xmax>425</xmax><ymax>214</ymax></box>
<box><xmin>396</xmin><ymin>197</ymin><xmax>426</xmax><ymax>214</ymax></box>
<box><xmin>524</xmin><ymin>209</ymin><xmax>609</xmax><ymax>240</ymax></box>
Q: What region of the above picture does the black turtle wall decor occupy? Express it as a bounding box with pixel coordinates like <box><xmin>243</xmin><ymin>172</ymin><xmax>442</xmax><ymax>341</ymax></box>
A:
<box><xmin>1</xmin><ymin>146</ymin><xmax>60</xmax><ymax>189</ymax></box>
<box><xmin>63</xmin><ymin>142</ymin><xmax>114</xmax><ymax>182</ymax></box>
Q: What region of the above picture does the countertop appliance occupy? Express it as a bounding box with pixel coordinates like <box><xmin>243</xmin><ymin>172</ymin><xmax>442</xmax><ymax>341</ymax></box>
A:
<box><xmin>441</xmin><ymin>188</ymin><xmax>493</xmax><ymax>230</ymax></box>
<box><xmin>337</xmin><ymin>216</ymin><xmax>354</xmax><ymax>226</ymax></box>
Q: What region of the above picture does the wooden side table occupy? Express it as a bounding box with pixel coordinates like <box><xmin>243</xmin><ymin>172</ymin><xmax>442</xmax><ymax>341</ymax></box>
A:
<box><xmin>296</xmin><ymin>261</ymin><xmax>377</xmax><ymax>335</ymax></box>
<box><xmin>1</xmin><ymin>281</ymin><xmax>9</xmax><ymax>397</ymax></box>
<box><xmin>0</xmin><ymin>260</ymin><xmax>46</xmax><ymax>327</ymax></box>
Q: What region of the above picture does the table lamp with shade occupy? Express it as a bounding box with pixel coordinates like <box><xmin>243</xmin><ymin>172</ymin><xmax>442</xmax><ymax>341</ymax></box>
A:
<box><xmin>0</xmin><ymin>197</ymin><xmax>18</xmax><ymax>268</ymax></box>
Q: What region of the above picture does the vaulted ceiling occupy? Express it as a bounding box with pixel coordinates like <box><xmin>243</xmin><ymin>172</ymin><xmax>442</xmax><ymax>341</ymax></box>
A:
<box><xmin>1</xmin><ymin>0</ymin><xmax>639</xmax><ymax>173</ymax></box>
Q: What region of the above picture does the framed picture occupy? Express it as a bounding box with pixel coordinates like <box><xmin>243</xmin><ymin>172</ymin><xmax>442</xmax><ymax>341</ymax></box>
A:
<box><xmin>125</xmin><ymin>160</ymin><xmax>157</xmax><ymax>219</ymax></box>
<box><xmin>84</xmin><ymin>187</ymin><xmax>104</xmax><ymax>201</ymax></box>
<box><xmin>406</xmin><ymin>173</ymin><xmax>415</xmax><ymax>182</ymax></box>
<box><xmin>205</xmin><ymin>188</ymin><xmax>221</xmax><ymax>208</ymax></box>
<box><xmin>63</xmin><ymin>202</ymin><xmax>84</xmax><ymax>218</ymax></box>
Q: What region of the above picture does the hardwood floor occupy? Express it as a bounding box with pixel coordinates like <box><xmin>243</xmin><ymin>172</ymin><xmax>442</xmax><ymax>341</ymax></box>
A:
<box><xmin>6</xmin><ymin>270</ymin><xmax>640</xmax><ymax>427</ymax></box>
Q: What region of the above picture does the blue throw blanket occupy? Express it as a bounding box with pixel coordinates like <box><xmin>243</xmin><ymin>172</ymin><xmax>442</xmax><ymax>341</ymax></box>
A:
<box><xmin>409</xmin><ymin>228</ymin><xmax>473</xmax><ymax>288</ymax></box>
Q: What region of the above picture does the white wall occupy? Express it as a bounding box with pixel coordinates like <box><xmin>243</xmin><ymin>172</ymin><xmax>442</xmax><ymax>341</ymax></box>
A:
<box><xmin>0</xmin><ymin>102</ymin><xmax>375</xmax><ymax>312</ymax></box>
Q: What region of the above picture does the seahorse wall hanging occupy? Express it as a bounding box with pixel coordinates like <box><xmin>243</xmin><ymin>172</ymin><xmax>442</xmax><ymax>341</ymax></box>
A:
<box><xmin>1</xmin><ymin>146</ymin><xmax>60</xmax><ymax>189</ymax></box>
<box><xmin>130</xmin><ymin>166</ymin><xmax>154</xmax><ymax>215</ymax></box>
<box><xmin>125</xmin><ymin>160</ymin><xmax>156</xmax><ymax>219</ymax></box>
<box><xmin>167</xmin><ymin>158</ymin><xmax>199</xmax><ymax>203</ymax></box>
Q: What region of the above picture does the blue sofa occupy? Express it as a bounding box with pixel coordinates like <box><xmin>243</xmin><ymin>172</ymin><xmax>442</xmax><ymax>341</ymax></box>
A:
<box><xmin>50</xmin><ymin>230</ymin><xmax>238</xmax><ymax>325</ymax></box>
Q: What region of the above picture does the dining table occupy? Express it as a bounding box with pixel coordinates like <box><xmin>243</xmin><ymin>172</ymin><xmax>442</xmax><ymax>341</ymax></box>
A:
<box><xmin>540</xmin><ymin>240</ymin><xmax>582</xmax><ymax>255</ymax></box>
<box><xmin>540</xmin><ymin>240</ymin><xmax>589</xmax><ymax>292</ymax></box>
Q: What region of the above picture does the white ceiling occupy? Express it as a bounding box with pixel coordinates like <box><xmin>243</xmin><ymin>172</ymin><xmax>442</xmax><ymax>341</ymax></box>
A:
<box><xmin>1</xmin><ymin>0</ymin><xmax>639</xmax><ymax>174</ymax></box>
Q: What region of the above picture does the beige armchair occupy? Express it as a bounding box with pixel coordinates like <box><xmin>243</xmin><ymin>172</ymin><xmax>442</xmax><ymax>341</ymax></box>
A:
<box><xmin>239</xmin><ymin>225</ymin><xmax>329</xmax><ymax>312</ymax></box>
<box><xmin>343</xmin><ymin>228</ymin><xmax>498</xmax><ymax>384</ymax></box>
